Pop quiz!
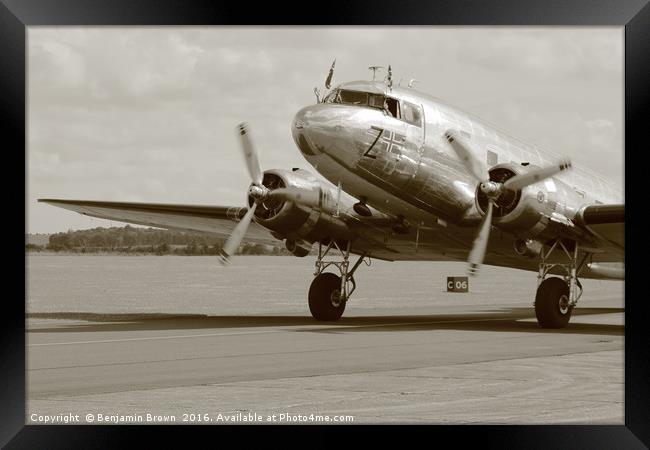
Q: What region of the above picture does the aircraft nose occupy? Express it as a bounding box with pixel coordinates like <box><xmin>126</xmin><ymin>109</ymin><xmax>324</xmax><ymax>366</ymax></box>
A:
<box><xmin>291</xmin><ymin>106</ymin><xmax>319</xmax><ymax>156</ymax></box>
<box><xmin>292</xmin><ymin>106</ymin><xmax>308</xmax><ymax>131</ymax></box>
<box><xmin>291</xmin><ymin>105</ymin><xmax>323</xmax><ymax>156</ymax></box>
<box><xmin>291</xmin><ymin>104</ymin><xmax>360</xmax><ymax>163</ymax></box>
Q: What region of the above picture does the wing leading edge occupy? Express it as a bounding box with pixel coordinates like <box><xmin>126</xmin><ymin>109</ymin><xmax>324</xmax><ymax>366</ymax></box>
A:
<box><xmin>38</xmin><ymin>199</ymin><xmax>280</xmax><ymax>246</ymax></box>
<box><xmin>575</xmin><ymin>203</ymin><xmax>624</xmax><ymax>252</ymax></box>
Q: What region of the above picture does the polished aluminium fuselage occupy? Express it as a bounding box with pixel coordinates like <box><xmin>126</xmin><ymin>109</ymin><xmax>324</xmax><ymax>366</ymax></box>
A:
<box><xmin>290</xmin><ymin>80</ymin><xmax>622</xmax><ymax>272</ymax></box>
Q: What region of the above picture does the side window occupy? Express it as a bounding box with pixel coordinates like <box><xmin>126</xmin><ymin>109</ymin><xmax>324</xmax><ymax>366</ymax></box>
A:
<box><xmin>385</xmin><ymin>97</ymin><xmax>400</xmax><ymax>118</ymax></box>
<box><xmin>368</xmin><ymin>94</ymin><xmax>385</xmax><ymax>109</ymax></box>
<box><xmin>402</xmin><ymin>101</ymin><xmax>422</xmax><ymax>127</ymax></box>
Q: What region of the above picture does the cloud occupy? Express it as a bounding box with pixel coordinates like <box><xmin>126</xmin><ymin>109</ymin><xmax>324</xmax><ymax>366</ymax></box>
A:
<box><xmin>455</xmin><ymin>28</ymin><xmax>622</xmax><ymax>81</ymax></box>
<box><xmin>27</xmin><ymin>27</ymin><xmax>623</xmax><ymax>232</ymax></box>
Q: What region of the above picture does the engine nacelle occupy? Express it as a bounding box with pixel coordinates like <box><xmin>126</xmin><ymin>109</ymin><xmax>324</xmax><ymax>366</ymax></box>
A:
<box><xmin>476</xmin><ymin>163</ymin><xmax>567</xmax><ymax>239</ymax></box>
<box><xmin>249</xmin><ymin>169</ymin><xmax>351</xmax><ymax>244</ymax></box>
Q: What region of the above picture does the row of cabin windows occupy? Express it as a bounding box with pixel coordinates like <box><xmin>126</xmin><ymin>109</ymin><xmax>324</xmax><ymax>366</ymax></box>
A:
<box><xmin>324</xmin><ymin>89</ymin><xmax>423</xmax><ymax>128</ymax></box>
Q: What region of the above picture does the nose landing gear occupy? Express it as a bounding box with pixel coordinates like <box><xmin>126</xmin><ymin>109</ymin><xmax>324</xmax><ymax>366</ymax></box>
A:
<box><xmin>308</xmin><ymin>240</ymin><xmax>370</xmax><ymax>321</ymax></box>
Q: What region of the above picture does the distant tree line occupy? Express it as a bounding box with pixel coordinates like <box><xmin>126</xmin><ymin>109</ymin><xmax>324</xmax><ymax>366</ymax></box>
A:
<box><xmin>26</xmin><ymin>225</ymin><xmax>290</xmax><ymax>256</ymax></box>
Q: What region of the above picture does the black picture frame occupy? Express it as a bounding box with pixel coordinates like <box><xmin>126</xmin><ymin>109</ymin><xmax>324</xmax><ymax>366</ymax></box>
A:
<box><xmin>4</xmin><ymin>0</ymin><xmax>648</xmax><ymax>447</ymax></box>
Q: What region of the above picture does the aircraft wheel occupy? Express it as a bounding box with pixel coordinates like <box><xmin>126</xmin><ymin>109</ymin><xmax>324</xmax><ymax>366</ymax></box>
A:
<box><xmin>535</xmin><ymin>277</ymin><xmax>572</xmax><ymax>328</ymax></box>
<box><xmin>308</xmin><ymin>272</ymin><xmax>345</xmax><ymax>321</ymax></box>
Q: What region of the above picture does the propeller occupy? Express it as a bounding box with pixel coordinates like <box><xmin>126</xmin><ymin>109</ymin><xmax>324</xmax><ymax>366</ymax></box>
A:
<box><xmin>218</xmin><ymin>202</ymin><xmax>258</xmax><ymax>264</ymax></box>
<box><xmin>502</xmin><ymin>161</ymin><xmax>572</xmax><ymax>191</ymax></box>
<box><xmin>266</xmin><ymin>186</ymin><xmax>321</xmax><ymax>208</ymax></box>
<box><xmin>238</xmin><ymin>123</ymin><xmax>263</xmax><ymax>186</ymax></box>
<box><xmin>219</xmin><ymin>123</ymin><xmax>269</xmax><ymax>264</ymax></box>
<box><xmin>444</xmin><ymin>129</ymin><xmax>572</xmax><ymax>276</ymax></box>
<box><xmin>468</xmin><ymin>200</ymin><xmax>493</xmax><ymax>276</ymax></box>
<box><xmin>220</xmin><ymin>123</ymin><xmax>327</xmax><ymax>264</ymax></box>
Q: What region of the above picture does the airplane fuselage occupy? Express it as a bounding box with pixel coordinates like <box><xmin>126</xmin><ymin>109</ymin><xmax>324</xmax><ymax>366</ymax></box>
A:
<box><xmin>292</xmin><ymin>80</ymin><xmax>621</xmax><ymax>230</ymax></box>
<box><xmin>288</xmin><ymin>80</ymin><xmax>622</xmax><ymax>271</ymax></box>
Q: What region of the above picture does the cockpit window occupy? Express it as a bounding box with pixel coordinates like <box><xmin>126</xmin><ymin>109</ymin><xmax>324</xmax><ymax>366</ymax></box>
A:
<box><xmin>368</xmin><ymin>94</ymin><xmax>384</xmax><ymax>109</ymax></box>
<box><xmin>384</xmin><ymin>97</ymin><xmax>399</xmax><ymax>119</ymax></box>
<box><xmin>338</xmin><ymin>90</ymin><xmax>368</xmax><ymax>105</ymax></box>
<box><xmin>329</xmin><ymin>89</ymin><xmax>400</xmax><ymax>118</ymax></box>
<box><xmin>402</xmin><ymin>101</ymin><xmax>422</xmax><ymax>127</ymax></box>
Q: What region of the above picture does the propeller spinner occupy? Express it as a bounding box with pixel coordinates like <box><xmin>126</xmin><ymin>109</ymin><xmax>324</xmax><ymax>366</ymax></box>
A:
<box><xmin>445</xmin><ymin>129</ymin><xmax>572</xmax><ymax>276</ymax></box>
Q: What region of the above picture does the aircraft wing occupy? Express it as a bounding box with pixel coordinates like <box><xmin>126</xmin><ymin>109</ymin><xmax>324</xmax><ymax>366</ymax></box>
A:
<box><xmin>575</xmin><ymin>203</ymin><xmax>624</xmax><ymax>256</ymax></box>
<box><xmin>38</xmin><ymin>199</ymin><xmax>280</xmax><ymax>246</ymax></box>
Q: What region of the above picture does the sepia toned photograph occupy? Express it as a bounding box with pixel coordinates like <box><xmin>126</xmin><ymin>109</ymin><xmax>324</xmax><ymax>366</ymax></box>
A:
<box><xmin>26</xmin><ymin>26</ymin><xmax>624</xmax><ymax>425</ymax></box>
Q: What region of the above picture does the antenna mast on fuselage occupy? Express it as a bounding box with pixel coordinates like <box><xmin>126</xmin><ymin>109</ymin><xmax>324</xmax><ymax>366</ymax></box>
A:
<box><xmin>385</xmin><ymin>65</ymin><xmax>393</xmax><ymax>91</ymax></box>
<box><xmin>368</xmin><ymin>65</ymin><xmax>384</xmax><ymax>81</ymax></box>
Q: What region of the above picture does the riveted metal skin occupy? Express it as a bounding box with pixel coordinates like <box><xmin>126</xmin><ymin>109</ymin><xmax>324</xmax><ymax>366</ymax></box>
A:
<box><xmin>291</xmin><ymin>81</ymin><xmax>620</xmax><ymax>246</ymax></box>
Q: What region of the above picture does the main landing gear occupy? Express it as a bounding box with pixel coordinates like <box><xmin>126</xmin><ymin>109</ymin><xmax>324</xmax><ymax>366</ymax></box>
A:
<box><xmin>308</xmin><ymin>240</ymin><xmax>370</xmax><ymax>321</ymax></box>
<box><xmin>535</xmin><ymin>239</ymin><xmax>589</xmax><ymax>328</ymax></box>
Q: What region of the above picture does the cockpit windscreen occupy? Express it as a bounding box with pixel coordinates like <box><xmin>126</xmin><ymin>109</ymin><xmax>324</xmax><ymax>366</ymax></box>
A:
<box><xmin>338</xmin><ymin>90</ymin><xmax>368</xmax><ymax>105</ymax></box>
<box><xmin>326</xmin><ymin>89</ymin><xmax>399</xmax><ymax>118</ymax></box>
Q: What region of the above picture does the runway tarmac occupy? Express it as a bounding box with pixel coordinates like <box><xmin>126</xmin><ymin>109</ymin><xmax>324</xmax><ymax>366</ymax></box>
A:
<box><xmin>27</xmin><ymin>306</ymin><xmax>624</xmax><ymax>424</ymax></box>
<box><xmin>26</xmin><ymin>256</ymin><xmax>624</xmax><ymax>424</ymax></box>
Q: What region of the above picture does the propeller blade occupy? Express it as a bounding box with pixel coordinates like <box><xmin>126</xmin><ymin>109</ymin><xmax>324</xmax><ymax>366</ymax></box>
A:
<box><xmin>503</xmin><ymin>160</ymin><xmax>572</xmax><ymax>191</ymax></box>
<box><xmin>266</xmin><ymin>186</ymin><xmax>320</xmax><ymax>208</ymax></box>
<box><xmin>467</xmin><ymin>200</ymin><xmax>493</xmax><ymax>276</ymax></box>
<box><xmin>445</xmin><ymin>130</ymin><xmax>488</xmax><ymax>183</ymax></box>
<box><xmin>219</xmin><ymin>202</ymin><xmax>258</xmax><ymax>265</ymax></box>
<box><xmin>237</xmin><ymin>123</ymin><xmax>263</xmax><ymax>186</ymax></box>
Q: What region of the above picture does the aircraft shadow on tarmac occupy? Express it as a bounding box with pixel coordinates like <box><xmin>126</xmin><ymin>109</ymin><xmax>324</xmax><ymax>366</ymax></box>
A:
<box><xmin>27</xmin><ymin>307</ymin><xmax>624</xmax><ymax>336</ymax></box>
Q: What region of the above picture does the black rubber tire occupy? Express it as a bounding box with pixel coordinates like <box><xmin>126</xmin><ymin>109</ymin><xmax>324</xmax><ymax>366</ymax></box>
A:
<box><xmin>308</xmin><ymin>273</ymin><xmax>345</xmax><ymax>321</ymax></box>
<box><xmin>535</xmin><ymin>277</ymin><xmax>573</xmax><ymax>328</ymax></box>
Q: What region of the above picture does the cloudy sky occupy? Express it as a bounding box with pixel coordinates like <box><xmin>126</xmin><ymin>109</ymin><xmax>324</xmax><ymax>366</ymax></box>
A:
<box><xmin>27</xmin><ymin>27</ymin><xmax>623</xmax><ymax>233</ymax></box>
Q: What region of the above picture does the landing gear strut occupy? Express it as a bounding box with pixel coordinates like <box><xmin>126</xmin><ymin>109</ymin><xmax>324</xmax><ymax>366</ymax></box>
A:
<box><xmin>535</xmin><ymin>239</ymin><xmax>589</xmax><ymax>328</ymax></box>
<box><xmin>308</xmin><ymin>240</ymin><xmax>370</xmax><ymax>321</ymax></box>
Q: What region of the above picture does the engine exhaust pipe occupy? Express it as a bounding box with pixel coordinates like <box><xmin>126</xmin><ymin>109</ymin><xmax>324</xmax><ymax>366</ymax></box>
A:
<box><xmin>514</xmin><ymin>239</ymin><xmax>543</xmax><ymax>258</ymax></box>
<box><xmin>285</xmin><ymin>239</ymin><xmax>312</xmax><ymax>257</ymax></box>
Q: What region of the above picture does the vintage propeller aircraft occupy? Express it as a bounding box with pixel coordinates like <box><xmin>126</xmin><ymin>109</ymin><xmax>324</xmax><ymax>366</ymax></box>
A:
<box><xmin>40</xmin><ymin>64</ymin><xmax>624</xmax><ymax>328</ymax></box>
